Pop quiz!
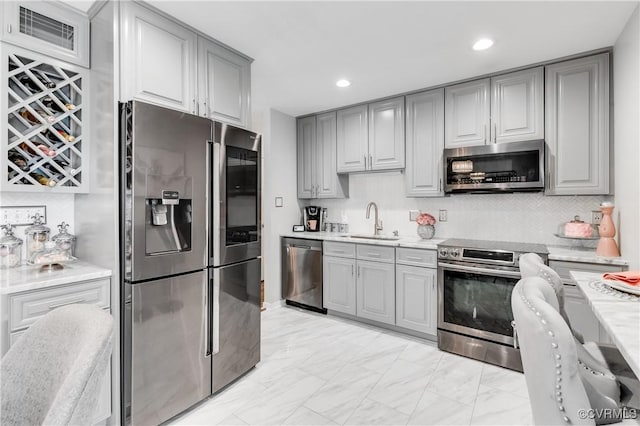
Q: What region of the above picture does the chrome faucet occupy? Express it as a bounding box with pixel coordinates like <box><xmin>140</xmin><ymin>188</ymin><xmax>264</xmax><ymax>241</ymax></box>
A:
<box><xmin>366</xmin><ymin>202</ymin><xmax>383</xmax><ymax>236</ymax></box>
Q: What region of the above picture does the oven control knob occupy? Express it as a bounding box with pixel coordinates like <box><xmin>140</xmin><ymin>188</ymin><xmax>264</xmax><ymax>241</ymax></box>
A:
<box><xmin>450</xmin><ymin>248</ymin><xmax>461</xmax><ymax>258</ymax></box>
<box><xmin>438</xmin><ymin>248</ymin><xmax>449</xmax><ymax>258</ymax></box>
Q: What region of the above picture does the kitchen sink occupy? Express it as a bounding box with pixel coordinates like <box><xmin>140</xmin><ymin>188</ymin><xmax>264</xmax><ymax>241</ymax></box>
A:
<box><xmin>341</xmin><ymin>234</ymin><xmax>400</xmax><ymax>241</ymax></box>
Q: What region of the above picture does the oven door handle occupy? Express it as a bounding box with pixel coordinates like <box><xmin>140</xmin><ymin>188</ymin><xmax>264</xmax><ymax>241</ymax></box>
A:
<box><xmin>439</xmin><ymin>262</ymin><xmax>522</xmax><ymax>279</ymax></box>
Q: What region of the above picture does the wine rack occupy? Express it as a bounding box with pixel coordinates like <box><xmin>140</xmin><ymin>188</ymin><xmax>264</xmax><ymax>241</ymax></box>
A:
<box><xmin>2</xmin><ymin>44</ymin><xmax>89</xmax><ymax>192</ymax></box>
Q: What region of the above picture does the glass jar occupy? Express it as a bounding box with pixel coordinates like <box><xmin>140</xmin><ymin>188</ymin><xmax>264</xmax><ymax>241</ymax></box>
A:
<box><xmin>52</xmin><ymin>222</ymin><xmax>76</xmax><ymax>257</ymax></box>
<box><xmin>0</xmin><ymin>224</ymin><xmax>23</xmax><ymax>269</ymax></box>
<box><xmin>29</xmin><ymin>241</ymin><xmax>72</xmax><ymax>269</ymax></box>
<box><xmin>24</xmin><ymin>213</ymin><xmax>50</xmax><ymax>260</ymax></box>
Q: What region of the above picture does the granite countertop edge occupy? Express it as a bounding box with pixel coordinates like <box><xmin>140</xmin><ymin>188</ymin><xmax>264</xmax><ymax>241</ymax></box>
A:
<box><xmin>280</xmin><ymin>232</ymin><xmax>630</xmax><ymax>266</ymax></box>
<box><xmin>0</xmin><ymin>261</ymin><xmax>113</xmax><ymax>295</ymax></box>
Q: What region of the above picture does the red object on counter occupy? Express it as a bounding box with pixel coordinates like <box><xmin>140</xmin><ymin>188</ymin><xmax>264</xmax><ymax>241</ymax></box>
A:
<box><xmin>603</xmin><ymin>271</ymin><xmax>640</xmax><ymax>286</ymax></box>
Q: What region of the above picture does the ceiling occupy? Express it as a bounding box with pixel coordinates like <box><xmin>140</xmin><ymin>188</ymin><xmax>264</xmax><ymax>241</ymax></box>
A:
<box><xmin>63</xmin><ymin>1</ymin><xmax>637</xmax><ymax>117</ymax></box>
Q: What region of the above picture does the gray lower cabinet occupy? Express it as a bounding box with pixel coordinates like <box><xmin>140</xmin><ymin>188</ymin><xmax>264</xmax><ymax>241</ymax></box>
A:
<box><xmin>356</xmin><ymin>260</ymin><xmax>395</xmax><ymax>325</ymax></box>
<box><xmin>545</xmin><ymin>53</ymin><xmax>610</xmax><ymax>195</ymax></box>
<box><xmin>395</xmin><ymin>264</ymin><xmax>437</xmax><ymax>335</ymax></box>
<box><xmin>323</xmin><ymin>255</ymin><xmax>356</xmax><ymax>315</ymax></box>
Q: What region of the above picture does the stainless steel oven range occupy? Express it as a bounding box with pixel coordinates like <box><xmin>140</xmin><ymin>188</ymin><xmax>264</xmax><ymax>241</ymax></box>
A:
<box><xmin>437</xmin><ymin>238</ymin><xmax>548</xmax><ymax>372</ymax></box>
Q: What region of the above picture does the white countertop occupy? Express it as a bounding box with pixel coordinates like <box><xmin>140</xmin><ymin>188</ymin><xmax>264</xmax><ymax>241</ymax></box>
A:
<box><xmin>0</xmin><ymin>261</ymin><xmax>112</xmax><ymax>295</ymax></box>
<box><xmin>571</xmin><ymin>271</ymin><xmax>640</xmax><ymax>378</ymax></box>
<box><xmin>280</xmin><ymin>232</ymin><xmax>629</xmax><ymax>265</ymax></box>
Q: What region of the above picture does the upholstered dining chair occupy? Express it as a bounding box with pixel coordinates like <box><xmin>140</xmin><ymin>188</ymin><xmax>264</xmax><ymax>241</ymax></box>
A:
<box><xmin>1</xmin><ymin>304</ymin><xmax>114</xmax><ymax>426</ymax></box>
<box><xmin>519</xmin><ymin>253</ymin><xmax>639</xmax><ymax>410</ymax></box>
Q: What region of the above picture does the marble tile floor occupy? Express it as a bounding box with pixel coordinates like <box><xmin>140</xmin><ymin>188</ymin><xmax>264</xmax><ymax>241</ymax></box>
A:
<box><xmin>172</xmin><ymin>306</ymin><xmax>532</xmax><ymax>426</ymax></box>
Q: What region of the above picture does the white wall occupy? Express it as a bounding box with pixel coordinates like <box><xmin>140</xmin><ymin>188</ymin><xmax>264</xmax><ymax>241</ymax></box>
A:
<box><xmin>614</xmin><ymin>5</ymin><xmax>640</xmax><ymax>269</ymax></box>
<box><xmin>311</xmin><ymin>172</ymin><xmax>611</xmax><ymax>247</ymax></box>
<box><xmin>257</xmin><ymin>108</ymin><xmax>302</xmax><ymax>303</ymax></box>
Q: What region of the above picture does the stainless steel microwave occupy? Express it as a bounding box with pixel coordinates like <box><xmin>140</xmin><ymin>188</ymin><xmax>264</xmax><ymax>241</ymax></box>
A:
<box><xmin>443</xmin><ymin>140</ymin><xmax>545</xmax><ymax>194</ymax></box>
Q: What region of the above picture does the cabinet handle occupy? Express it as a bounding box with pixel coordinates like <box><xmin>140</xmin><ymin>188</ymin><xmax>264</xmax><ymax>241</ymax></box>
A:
<box><xmin>352</xmin><ymin>264</ymin><xmax>354</xmax><ymax>276</ymax></box>
<box><xmin>406</xmin><ymin>256</ymin><xmax>423</xmax><ymax>261</ymax></box>
<box><xmin>367</xmin><ymin>252</ymin><xmax>381</xmax><ymax>257</ymax></box>
<box><xmin>6</xmin><ymin>24</ymin><xmax>11</xmax><ymax>33</ymax></box>
<box><xmin>192</xmin><ymin>99</ymin><xmax>196</xmax><ymax>114</ymax></box>
<box><xmin>48</xmin><ymin>297</ymin><xmax>87</xmax><ymax>309</ymax></box>
<box><xmin>439</xmin><ymin>178</ymin><xmax>442</xmax><ymax>192</ymax></box>
<box><xmin>432</xmin><ymin>281</ymin><xmax>435</xmax><ymax>291</ymax></box>
<box><xmin>203</xmin><ymin>101</ymin><xmax>207</xmax><ymax>117</ymax></box>
<box><xmin>364</xmin><ymin>155</ymin><xmax>367</xmax><ymax>170</ymax></box>
<box><xmin>484</xmin><ymin>124</ymin><xmax>487</xmax><ymax>144</ymax></box>
<box><xmin>369</xmin><ymin>154</ymin><xmax>373</xmax><ymax>170</ymax></box>
<box><xmin>494</xmin><ymin>122</ymin><xmax>497</xmax><ymax>143</ymax></box>
<box><xmin>358</xmin><ymin>266</ymin><xmax>360</xmax><ymax>277</ymax></box>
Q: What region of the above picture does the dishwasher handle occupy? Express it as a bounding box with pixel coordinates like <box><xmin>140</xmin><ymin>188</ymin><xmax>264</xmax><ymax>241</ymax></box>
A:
<box><xmin>286</xmin><ymin>244</ymin><xmax>322</xmax><ymax>251</ymax></box>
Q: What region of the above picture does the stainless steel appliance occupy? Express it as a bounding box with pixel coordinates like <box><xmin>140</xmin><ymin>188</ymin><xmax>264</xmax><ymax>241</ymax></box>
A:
<box><xmin>282</xmin><ymin>238</ymin><xmax>325</xmax><ymax>313</ymax></box>
<box><xmin>120</xmin><ymin>101</ymin><xmax>261</xmax><ymax>425</ymax></box>
<box><xmin>443</xmin><ymin>140</ymin><xmax>545</xmax><ymax>193</ymax></box>
<box><xmin>437</xmin><ymin>238</ymin><xmax>548</xmax><ymax>371</ymax></box>
<box><xmin>303</xmin><ymin>206</ymin><xmax>325</xmax><ymax>232</ymax></box>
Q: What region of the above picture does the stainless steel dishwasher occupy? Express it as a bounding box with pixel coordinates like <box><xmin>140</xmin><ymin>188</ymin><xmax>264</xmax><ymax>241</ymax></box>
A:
<box><xmin>282</xmin><ymin>238</ymin><xmax>326</xmax><ymax>313</ymax></box>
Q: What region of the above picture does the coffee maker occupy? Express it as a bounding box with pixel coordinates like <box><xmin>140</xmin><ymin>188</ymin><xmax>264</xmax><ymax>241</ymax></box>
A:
<box><xmin>304</xmin><ymin>206</ymin><xmax>325</xmax><ymax>232</ymax></box>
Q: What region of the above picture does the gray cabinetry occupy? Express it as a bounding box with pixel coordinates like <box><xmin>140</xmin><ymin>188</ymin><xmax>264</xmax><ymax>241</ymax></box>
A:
<box><xmin>197</xmin><ymin>36</ymin><xmax>251</xmax><ymax>127</ymax></box>
<box><xmin>445</xmin><ymin>79</ymin><xmax>490</xmax><ymax>148</ymax></box>
<box><xmin>396</xmin><ymin>264</ymin><xmax>437</xmax><ymax>335</ymax></box>
<box><xmin>545</xmin><ymin>53</ymin><xmax>610</xmax><ymax>195</ymax></box>
<box><xmin>297</xmin><ymin>113</ymin><xmax>348</xmax><ymax>199</ymax></box>
<box><xmin>121</xmin><ymin>1</ymin><xmax>197</xmax><ymax>113</ymax></box>
<box><xmin>368</xmin><ymin>97</ymin><xmax>405</xmax><ymax>170</ymax></box>
<box><xmin>356</xmin><ymin>259</ymin><xmax>395</xmax><ymax>325</ymax></box>
<box><xmin>336</xmin><ymin>105</ymin><xmax>368</xmax><ymax>172</ymax></box>
<box><xmin>323</xmin><ymin>254</ymin><xmax>356</xmax><ymax>315</ymax></box>
<box><xmin>405</xmin><ymin>89</ymin><xmax>444</xmax><ymax>197</ymax></box>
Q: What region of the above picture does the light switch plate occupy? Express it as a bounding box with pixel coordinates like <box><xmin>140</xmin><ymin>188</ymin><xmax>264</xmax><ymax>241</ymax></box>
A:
<box><xmin>275</xmin><ymin>197</ymin><xmax>283</xmax><ymax>208</ymax></box>
<box><xmin>0</xmin><ymin>205</ymin><xmax>47</xmax><ymax>226</ymax></box>
<box><xmin>409</xmin><ymin>210</ymin><xmax>419</xmax><ymax>221</ymax></box>
<box><xmin>439</xmin><ymin>210</ymin><xmax>448</xmax><ymax>222</ymax></box>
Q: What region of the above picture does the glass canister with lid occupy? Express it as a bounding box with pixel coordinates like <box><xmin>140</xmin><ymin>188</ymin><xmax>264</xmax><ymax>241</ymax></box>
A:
<box><xmin>24</xmin><ymin>213</ymin><xmax>50</xmax><ymax>261</ymax></box>
<box><xmin>0</xmin><ymin>224</ymin><xmax>23</xmax><ymax>268</ymax></box>
<box><xmin>29</xmin><ymin>241</ymin><xmax>71</xmax><ymax>270</ymax></box>
<box><xmin>52</xmin><ymin>222</ymin><xmax>76</xmax><ymax>257</ymax></box>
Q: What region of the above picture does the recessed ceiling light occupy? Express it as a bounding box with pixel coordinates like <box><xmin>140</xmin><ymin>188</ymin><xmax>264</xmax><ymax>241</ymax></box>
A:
<box><xmin>473</xmin><ymin>38</ymin><xmax>494</xmax><ymax>51</ymax></box>
<box><xmin>336</xmin><ymin>79</ymin><xmax>351</xmax><ymax>88</ymax></box>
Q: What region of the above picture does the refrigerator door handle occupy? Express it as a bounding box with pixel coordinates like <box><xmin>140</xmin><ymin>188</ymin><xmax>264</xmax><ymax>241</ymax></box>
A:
<box><xmin>205</xmin><ymin>274</ymin><xmax>212</xmax><ymax>357</ymax></box>
<box><xmin>212</xmin><ymin>269</ymin><xmax>221</xmax><ymax>355</ymax></box>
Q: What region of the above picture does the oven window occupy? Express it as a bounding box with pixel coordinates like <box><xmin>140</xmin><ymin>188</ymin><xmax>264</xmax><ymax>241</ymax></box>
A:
<box><xmin>226</xmin><ymin>146</ymin><xmax>258</xmax><ymax>246</ymax></box>
<box><xmin>443</xmin><ymin>269</ymin><xmax>518</xmax><ymax>337</ymax></box>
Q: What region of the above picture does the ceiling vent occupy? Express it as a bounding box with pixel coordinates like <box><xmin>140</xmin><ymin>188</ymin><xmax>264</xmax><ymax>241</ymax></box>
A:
<box><xmin>19</xmin><ymin>6</ymin><xmax>75</xmax><ymax>51</ymax></box>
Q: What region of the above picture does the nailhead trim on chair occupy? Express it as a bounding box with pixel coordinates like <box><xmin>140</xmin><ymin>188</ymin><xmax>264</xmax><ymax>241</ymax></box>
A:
<box><xmin>518</xmin><ymin>286</ymin><xmax>572</xmax><ymax>424</ymax></box>
<box><xmin>578</xmin><ymin>359</ymin><xmax>616</xmax><ymax>380</ymax></box>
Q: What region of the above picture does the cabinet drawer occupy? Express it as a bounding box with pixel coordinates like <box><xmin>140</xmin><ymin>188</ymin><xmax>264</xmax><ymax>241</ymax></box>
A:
<box><xmin>549</xmin><ymin>260</ymin><xmax>625</xmax><ymax>285</ymax></box>
<box><xmin>356</xmin><ymin>244</ymin><xmax>395</xmax><ymax>263</ymax></box>
<box><xmin>9</xmin><ymin>278</ymin><xmax>111</xmax><ymax>332</ymax></box>
<box><xmin>396</xmin><ymin>248</ymin><xmax>437</xmax><ymax>268</ymax></box>
<box><xmin>324</xmin><ymin>242</ymin><xmax>356</xmax><ymax>258</ymax></box>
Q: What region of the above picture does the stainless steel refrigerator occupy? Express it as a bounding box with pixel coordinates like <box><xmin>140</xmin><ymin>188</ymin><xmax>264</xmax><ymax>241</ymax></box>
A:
<box><xmin>120</xmin><ymin>101</ymin><xmax>261</xmax><ymax>425</ymax></box>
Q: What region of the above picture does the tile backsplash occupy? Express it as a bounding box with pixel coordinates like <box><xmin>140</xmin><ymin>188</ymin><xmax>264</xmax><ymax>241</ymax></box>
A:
<box><xmin>310</xmin><ymin>171</ymin><xmax>613</xmax><ymax>247</ymax></box>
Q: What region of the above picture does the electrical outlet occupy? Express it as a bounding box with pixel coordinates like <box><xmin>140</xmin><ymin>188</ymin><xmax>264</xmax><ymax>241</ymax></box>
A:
<box><xmin>409</xmin><ymin>210</ymin><xmax>419</xmax><ymax>221</ymax></box>
<box><xmin>0</xmin><ymin>206</ymin><xmax>46</xmax><ymax>226</ymax></box>
<box><xmin>591</xmin><ymin>210</ymin><xmax>602</xmax><ymax>225</ymax></box>
<box><xmin>439</xmin><ymin>210</ymin><xmax>448</xmax><ymax>222</ymax></box>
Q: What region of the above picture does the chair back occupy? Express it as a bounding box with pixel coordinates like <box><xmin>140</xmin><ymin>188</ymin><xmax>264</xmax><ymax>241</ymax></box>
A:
<box><xmin>512</xmin><ymin>276</ymin><xmax>595</xmax><ymax>425</ymax></box>
<box><xmin>1</xmin><ymin>304</ymin><xmax>114</xmax><ymax>426</ymax></box>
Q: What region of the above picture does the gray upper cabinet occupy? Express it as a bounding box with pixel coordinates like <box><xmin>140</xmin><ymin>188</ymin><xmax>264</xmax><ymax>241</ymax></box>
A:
<box><xmin>368</xmin><ymin>97</ymin><xmax>405</xmax><ymax>170</ymax></box>
<box><xmin>297</xmin><ymin>113</ymin><xmax>348</xmax><ymax>199</ymax></box>
<box><xmin>198</xmin><ymin>36</ymin><xmax>251</xmax><ymax>127</ymax></box>
<box><xmin>545</xmin><ymin>53</ymin><xmax>610</xmax><ymax>195</ymax></box>
<box><xmin>2</xmin><ymin>1</ymin><xmax>90</xmax><ymax>67</ymax></box>
<box><xmin>121</xmin><ymin>2</ymin><xmax>197</xmax><ymax>113</ymax></box>
<box><xmin>336</xmin><ymin>105</ymin><xmax>368</xmax><ymax>173</ymax></box>
<box><xmin>490</xmin><ymin>67</ymin><xmax>544</xmax><ymax>144</ymax></box>
<box><xmin>405</xmin><ymin>89</ymin><xmax>444</xmax><ymax>197</ymax></box>
<box><xmin>445</xmin><ymin>79</ymin><xmax>490</xmax><ymax>148</ymax></box>
<box><xmin>297</xmin><ymin>116</ymin><xmax>315</xmax><ymax>199</ymax></box>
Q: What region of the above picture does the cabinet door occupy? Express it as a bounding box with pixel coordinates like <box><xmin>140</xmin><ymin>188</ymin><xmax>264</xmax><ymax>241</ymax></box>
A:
<box><xmin>336</xmin><ymin>105</ymin><xmax>368</xmax><ymax>173</ymax></box>
<box><xmin>369</xmin><ymin>97</ymin><xmax>405</xmax><ymax>170</ymax></box>
<box><xmin>563</xmin><ymin>284</ymin><xmax>602</xmax><ymax>343</ymax></box>
<box><xmin>297</xmin><ymin>116</ymin><xmax>316</xmax><ymax>199</ymax></box>
<box><xmin>121</xmin><ymin>2</ymin><xmax>197</xmax><ymax>113</ymax></box>
<box><xmin>323</xmin><ymin>256</ymin><xmax>356</xmax><ymax>315</ymax></box>
<box><xmin>396</xmin><ymin>265</ymin><xmax>437</xmax><ymax>335</ymax></box>
<box><xmin>356</xmin><ymin>260</ymin><xmax>395</xmax><ymax>325</ymax></box>
<box><xmin>491</xmin><ymin>67</ymin><xmax>543</xmax><ymax>144</ymax></box>
<box><xmin>198</xmin><ymin>37</ymin><xmax>251</xmax><ymax>127</ymax></box>
<box><xmin>445</xmin><ymin>79</ymin><xmax>490</xmax><ymax>148</ymax></box>
<box><xmin>545</xmin><ymin>53</ymin><xmax>610</xmax><ymax>195</ymax></box>
<box><xmin>405</xmin><ymin>89</ymin><xmax>444</xmax><ymax>197</ymax></box>
<box><xmin>316</xmin><ymin>111</ymin><xmax>346</xmax><ymax>198</ymax></box>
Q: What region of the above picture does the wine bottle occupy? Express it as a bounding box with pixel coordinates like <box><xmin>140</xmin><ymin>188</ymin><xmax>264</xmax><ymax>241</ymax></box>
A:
<box><xmin>20</xmin><ymin>108</ymin><xmax>55</xmax><ymax>125</ymax></box>
<box><xmin>19</xmin><ymin>142</ymin><xmax>57</xmax><ymax>158</ymax></box>
<box><xmin>30</xmin><ymin>172</ymin><xmax>57</xmax><ymax>187</ymax></box>
<box><xmin>43</xmin><ymin>128</ymin><xmax>75</xmax><ymax>143</ymax></box>
<box><xmin>8</xmin><ymin>151</ymin><xmax>30</xmax><ymax>171</ymax></box>
<box><xmin>42</xmin><ymin>97</ymin><xmax>76</xmax><ymax>113</ymax></box>
<box><xmin>18</xmin><ymin>73</ymin><xmax>56</xmax><ymax>93</ymax></box>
